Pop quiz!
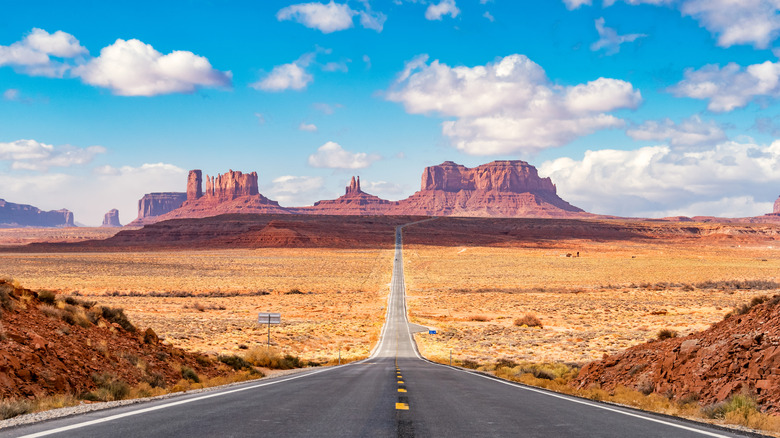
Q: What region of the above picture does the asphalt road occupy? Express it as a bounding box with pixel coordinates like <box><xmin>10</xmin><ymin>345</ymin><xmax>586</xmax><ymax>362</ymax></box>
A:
<box><xmin>1</xmin><ymin>223</ymin><xmax>760</xmax><ymax>437</ymax></box>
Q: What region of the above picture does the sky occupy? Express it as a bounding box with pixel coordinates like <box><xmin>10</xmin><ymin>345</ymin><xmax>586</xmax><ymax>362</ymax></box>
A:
<box><xmin>2</xmin><ymin>0</ymin><xmax>780</xmax><ymax>225</ymax></box>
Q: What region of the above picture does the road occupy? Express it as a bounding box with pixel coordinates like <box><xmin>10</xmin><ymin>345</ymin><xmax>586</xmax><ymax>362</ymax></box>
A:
<box><xmin>1</xmin><ymin>223</ymin><xmax>759</xmax><ymax>437</ymax></box>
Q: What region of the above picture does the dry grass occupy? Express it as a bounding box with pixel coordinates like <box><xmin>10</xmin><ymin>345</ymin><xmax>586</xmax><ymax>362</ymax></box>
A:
<box><xmin>0</xmin><ymin>248</ymin><xmax>393</xmax><ymax>362</ymax></box>
<box><xmin>405</xmin><ymin>241</ymin><xmax>780</xmax><ymax>364</ymax></box>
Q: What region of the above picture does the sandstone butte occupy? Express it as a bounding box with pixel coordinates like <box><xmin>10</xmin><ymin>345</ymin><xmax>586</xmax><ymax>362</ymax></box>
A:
<box><xmin>574</xmin><ymin>296</ymin><xmax>780</xmax><ymax>413</ymax></box>
<box><xmin>0</xmin><ymin>199</ymin><xmax>74</xmax><ymax>228</ymax></box>
<box><xmin>100</xmin><ymin>209</ymin><xmax>122</xmax><ymax>227</ymax></box>
<box><xmin>132</xmin><ymin>160</ymin><xmax>594</xmax><ymax>225</ymax></box>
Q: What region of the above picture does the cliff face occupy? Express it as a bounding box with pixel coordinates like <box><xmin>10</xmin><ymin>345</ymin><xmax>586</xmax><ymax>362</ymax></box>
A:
<box><xmin>0</xmin><ymin>199</ymin><xmax>74</xmax><ymax>228</ymax></box>
<box><xmin>774</xmin><ymin>196</ymin><xmax>780</xmax><ymax>214</ymax></box>
<box><xmin>393</xmin><ymin>160</ymin><xmax>587</xmax><ymax>218</ymax></box>
<box><xmin>131</xmin><ymin>193</ymin><xmax>187</xmax><ymax>226</ymax></box>
<box><xmin>100</xmin><ymin>209</ymin><xmax>121</xmax><ymax>227</ymax></box>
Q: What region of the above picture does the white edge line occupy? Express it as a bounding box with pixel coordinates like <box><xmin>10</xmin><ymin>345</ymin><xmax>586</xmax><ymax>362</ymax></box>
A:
<box><xmin>18</xmin><ymin>364</ymin><xmax>353</xmax><ymax>438</ymax></box>
<box><xmin>394</xmin><ymin>222</ymin><xmax>733</xmax><ymax>438</ymax></box>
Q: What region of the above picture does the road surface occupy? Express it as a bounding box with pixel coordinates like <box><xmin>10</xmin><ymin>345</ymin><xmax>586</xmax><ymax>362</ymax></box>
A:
<box><xmin>1</xmin><ymin>223</ymin><xmax>759</xmax><ymax>437</ymax></box>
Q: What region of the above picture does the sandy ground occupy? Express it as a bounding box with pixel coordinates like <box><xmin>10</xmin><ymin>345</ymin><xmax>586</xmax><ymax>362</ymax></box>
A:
<box><xmin>0</xmin><ymin>248</ymin><xmax>393</xmax><ymax>362</ymax></box>
<box><xmin>404</xmin><ymin>240</ymin><xmax>780</xmax><ymax>364</ymax></box>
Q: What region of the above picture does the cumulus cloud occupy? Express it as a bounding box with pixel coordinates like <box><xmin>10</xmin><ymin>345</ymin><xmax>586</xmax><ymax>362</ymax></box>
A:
<box><xmin>3</xmin><ymin>89</ymin><xmax>20</xmax><ymax>101</ymax></box>
<box><xmin>386</xmin><ymin>54</ymin><xmax>641</xmax><ymax>154</ymax></box>
<box><xmin>299</xmin><ymin>122</ymin><xmax>318</xmax><ymax>132</ymax></box>
<box><xmin>73</xmin><ymin>39</ymin><xmax>231</xmax><ymax>96</ymax></box>
<box><xmin>364</xmin><ymin>180</ymin><xmax>405</xmax><ymax>199</ymax></box>
<box><xmin>539</xmin><ymin>140</ymin><xmax>780</xmax><ymax>217</ymax></box>
<box><xmin>483</xmin><ymin>11</ymin><xmax>495</xmax><ymax>22</ymax></box>
<box><xmin>308</xmin><ymin>141</ymin><xmax>381</xmax><ymax>169</ymax></box>
<box><xmin>265</xmin><ymin>175</ymin><xmax>325</xmax><ymax>206</ymax></box>
<box><xmin>0</xmin><ymin>139</ymin><xmax>105</xmax><ymax>171</ymax></box>
<box><xmin>277</xmin><ymin>1</ymin><xmax>385</xmax><ymax>33</ymax></box>
<box><xmin>670</xmin><ymin>60</ymin><xmax>780</xmax><ymax>112</ymax></box>
<box><xmin>590</xmin><ymin>18</ymin><xmax>646</xmax><ymax>55</ymax></box>
<box><xmin>313</xmin><ymin>102</ymin><xmax>342</xmax><ymax>114</ymax></box>
<box><xmin>252</xmin><ymin>52</ymin><xmax>317</xmax><ymax>92</ymax></box>
<box><xmin>626</xmin><ymin>115</ymin><xmax>726</xmax><ymax>147</ymax></box>
<box><xmin>600</xmin><ymin>0</ymin><xmax>780</xmax><ymax>49</ymax></box>
<box><xmin>0</xmin><ymin>28</ymin><xmax>86</xmax><ymax>77</ymax></box>
<box><xmin>425</xmin><ymin>0</ymin><xmax>460</xmax><ymax>20</ymax></box>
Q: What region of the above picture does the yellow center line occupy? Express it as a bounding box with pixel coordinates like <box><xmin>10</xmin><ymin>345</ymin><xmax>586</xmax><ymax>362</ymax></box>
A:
<box><xmin>397</xmin><ymin>380</ymin><xmax>404</xmax><ymax>384</ymax></box>
<box><xmin>398</xmin><ymin>388</ymin><xmax>407</xmax><ymax>393</ymax></box>
<box><xmin>396</xmin><ymin>402</ymin><xmax>409</xmax><ymax>410</ymax></box>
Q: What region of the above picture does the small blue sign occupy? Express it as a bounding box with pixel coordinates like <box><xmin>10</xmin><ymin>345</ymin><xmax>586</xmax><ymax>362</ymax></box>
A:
<box><xmin>428</xmin><ymin>330</ymin><xmax>437</xmax><ymax>334</ymax></box>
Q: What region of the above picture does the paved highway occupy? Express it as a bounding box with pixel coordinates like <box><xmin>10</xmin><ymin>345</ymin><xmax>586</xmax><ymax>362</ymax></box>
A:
<box><xmin>1</xmin><ymin>223</ymin><xmax>758</xmax><ymax>437</ymax></box>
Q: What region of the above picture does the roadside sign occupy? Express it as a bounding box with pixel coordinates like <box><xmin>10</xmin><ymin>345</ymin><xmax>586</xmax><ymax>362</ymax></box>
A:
<box><xmin>258</xmin><ymin>312</ymin><xmax>281</xmax><ymax>324</ymax></box>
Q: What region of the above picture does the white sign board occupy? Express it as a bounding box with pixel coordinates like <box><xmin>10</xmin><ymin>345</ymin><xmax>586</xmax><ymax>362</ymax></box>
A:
<box><xmin>258</xmin><ymin>312</ymin><xmax>281</xmax><ymax>324</ymax></box>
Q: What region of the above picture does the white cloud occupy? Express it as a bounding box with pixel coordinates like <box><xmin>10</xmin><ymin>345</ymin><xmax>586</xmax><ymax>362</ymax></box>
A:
<box><xmin>74</xmin><ymin>39</ymin><xmax>231</xmax><ymax>96</ymax></box>
<box><xmin>359</xmin><ymin>10</ymin><xmax>388</xmax><ymax>32</ymax></box>
<box><xmin>277</xmin><ymin>1</ymin><xmax>356</xmax><ymax>33</ymax></box>
<box><xmin>483</xmin><ymin>11</ymin><xmax>495</xmax><ymax>22</ymax></box>
<box><xmin>255</xmin><ymin>113</ymin><xmax>266</xmax><ymax>125</ymax></box>
<box><xmin>563</xmin><ymin>0</ymin><xmax>592</xmax><ymax>9</ymax></box>
<box><xmin>364</xmin><ymin>180</ymin><xmax>405</xmax><ymax>199</ymax></box>
<box><xmin>1</xmin><ymin>162</ymin><xmax>186</xmax><ymax>226</ymax></box>
<box><xmin>0</xmin><ymin>139</ymin><xmax>105</xmax><ymax>171</ymax></box>
<box><xmin>252</xmin><ymin>51</ymin><xmax>322</xmax><ymax>92</ymax></box>
<box><xmin>0</xmin><ymin>28</ymin><xmax>86</xmax><ymax>77</ymax></box>
<box><xmin>265</xmin><ymin>175</ymin><xmax>324</xmax><ymax>206</ymax></box>
<box><xmin>626</xmin><ymin>115</ymin><xmax>726</xmax><ymax>147</ymax></box>
<box><xmin>539</xmin><ymin>140</ymin><xmax>780</xmax><ymax>217</ymax></box>
<box><xmin>590</xmin><ymin>17</ymin><xmax>646</xmax><ymax>55</ymax></box>
<box><xmin>601</xmin><ymin>0</ymin><xmax>780</xmax><ymax>49</ymax></box>
<box><xmin>670</xmin><ymin>60</ymin><xmax>780</xmax><ymax>112</ymax></box>
<box><xmin>299</xmin><ymin>122</ymin><xmax>318</xmax><ymax>132</ymax></box>
<box><xmin>680</xmin><ymin>0</ymin><xmax>780</xmax><ymax>49</ymax></box>
<box><xmin>313</xmin><ymin>102</ymin><xmax>341</xmax><ymax>114</ymax></box>
<box><xmin>322</xmin><ymin>61</ymin><xmax>349</xmax><ymax>72</ymax></box>
<box><xmin>3</xmin><ymin>89</ymin><xmax>19</xmax><ymax>101</ymax></box>
<box><xmin>308</xmin><ymin>141</ymin><xmax>381</xmax><ymax>169</ymax></box>
<box><xmin>386</xmin><ymin>54</ymin><xmax>641</xmax><ymax>154</ymax></box>
<box><xmin>362</xmin><ymin>54</ymin><xmax>372</xmax><ymax>69</ymax></box>
<box><xmin>425</xmin><ymin>0</ymin><xmax>460</xmax><ymax>20</ymax></box>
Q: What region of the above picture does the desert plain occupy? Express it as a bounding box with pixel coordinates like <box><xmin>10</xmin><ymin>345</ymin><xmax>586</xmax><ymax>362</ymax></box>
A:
<box><xmin>1</xmin><ymin>221</ymin><xmax>778</xmax><ymax>368</ymax></box>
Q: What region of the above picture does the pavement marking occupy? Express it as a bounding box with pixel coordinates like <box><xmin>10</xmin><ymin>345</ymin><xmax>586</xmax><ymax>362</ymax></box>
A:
<box><xmin>396</xmin><ymin>403</ymin><xmax>409</xmax><ymax>410</ymax></box>
<box><xmin>17</xmin><ymin>364</ymin><xmax>356</xmax><ymax>438</ymax></box>
<box><xmin>397</xmin><ymin>380</ymin><xmax>404</xmax><ymax>384</ymax></box>
<box><xmin>398</xmin><ymin>388</ymin><xmax>407</xmax><ymax>393</ymax></box>
<box><xmin>433</xmin><ymin>362</ymin><xmax>734</xmax><ymax>438</ymax></box>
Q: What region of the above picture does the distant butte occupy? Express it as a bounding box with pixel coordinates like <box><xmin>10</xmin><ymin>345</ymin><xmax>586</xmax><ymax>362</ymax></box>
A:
<box><xmin>0</xmin><ymin>198</ymin><xmax>74</xmax><ymax>228</ymax></box>
<box><xmin>132</xmin><ymin>160</ymin><xmax>592</xmax><ymax>223</ymax></box>
<box><xmin>101</xmin><ymin>209</ymin><xmax>122</xmax><ymax>227</ymax></box>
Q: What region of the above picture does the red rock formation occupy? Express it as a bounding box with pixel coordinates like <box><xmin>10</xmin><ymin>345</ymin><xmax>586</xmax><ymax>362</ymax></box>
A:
<box><xmin>129</xmin><ymin>193</ymin><xmax>187</xmax><ymax>226</ymax></box>
<box><xmin>100</xmin><ymin>209</ymin><xmax>121</xmax><ymax>227</ymax></box>
<box><xmin>392</xmin><ymin>160</ymin><xmax>588</xmax><ymax>218</ymax></box>
<box><xmin>0</xmin><ymin>199</ymin><xmax>74</xmax><ymax>227</ymax></box>
<box><xmin>574</xmin><ymin>296</ymin><xmax>780</xmax><ymax>413</ymax></box>
<box><xmin>187</xmin><ymin>169</ymin><xmax>203</xmax><ymax>201</ymax></box>
<box><xmin>774</xmin><ymin>196</ymin><xmax>780</xmax><ymax>214</ymax></box>
<box><xmin>294</xmin><ymin>176</ymin><xmax>395</xmax><ymax>215</ymax></box>
<box><xmin>203</xmin><ymin>169</ymin><xmax>259</xmax><ymax>200</ymax></box>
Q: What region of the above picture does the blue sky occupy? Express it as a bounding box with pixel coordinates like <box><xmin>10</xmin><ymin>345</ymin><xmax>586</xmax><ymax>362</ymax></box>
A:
<box><xmin>3</xmin><ymin>0</ymin><xmax>780</xmax><ymax>225</ymax></box>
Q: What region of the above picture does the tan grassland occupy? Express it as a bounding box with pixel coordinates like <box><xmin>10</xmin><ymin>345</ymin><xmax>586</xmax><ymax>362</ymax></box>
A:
<box><xmin>0</xmin><ymin>248</ymin><xmax>393</xmax><ymax>362</ymax></box>
<box><xmin>404</xmin><ymin>240</ymin><xmax>780</xmax><ymax>364</ymax></box>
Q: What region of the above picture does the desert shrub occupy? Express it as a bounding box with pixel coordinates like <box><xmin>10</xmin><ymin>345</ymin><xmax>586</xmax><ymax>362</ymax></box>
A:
<box><xmin>194</xmin><ymin>354</ymin><xmax>212</xmax><ymax>367</ymax></box>
<box><xmin>459</xmin><ymin>359</ymin><xmax>480</xmax><ymax>369</ymax></box>
<box><xmin>83</xmin><ymin>373</ymin><xmax>130</xmax><ymax>401</ymax></box>
<box><xmin>181</xmin><ymin>366</ymin><xmax>200</xmax><ymax>383</ymax></box>
<box><xmin>0</xmin><ymin>398</ymin><xmax>33</xmax><ymax>420</ymax></box>
<box><xmin>244</xmin><ymin>348</ymin><xmax>309</xmax><ymax>370</ymax></box>
<box><xmin>39</xmin><ymin>304</ymin><xmax>65</xmax><ymax>320</ymax></box>
<box><xmin>38</xmin><ymin>290</ymin><xmax>56</xmax><ymax>304</ymax></box>
<box><xmin>218</xmin><ymin>354</ymin><xmax>252</xmax><ymax>370</ymax></box>
<box><xmin>286</xmin><ymin>288</ymin><xmax>304</xmax><ymax>295</ymax></box>
<box><xmin>627</xmin><ymin>363</ymin><xmax>648</xmax><ymax>376</ymax></box>
<box><xmin>702</xmin><ymin>393</ymin><xmax>759</xmax><ymax>421</ymax></box>
<box><xmin>681</xmin><ymin>283</ymin><xmax>694</xmax><ymax>291</ymax></box>
<box><xmin>514</xmin><ymin>314</ymin><xmax>543</xmax><ymax>328</ymax></box>
<box><xmin>144</xmin><ymin>372</ymin><xmax>166</xmax><ymax>388</ymax></box>
<box><xmin>64</xmin><ymin>296</ymin><xmax>96</xmax><ymax>309</ymax></box>
<box><xmin>696</xmin><ymin>280</ymin><xmax>779</xmax><ymax>291</ymax></box>
<box><xmin>679</xmin><ymin>392</ymin><xmax>700</xmax><ymax>405</ymax></box>
<box><xmin>469</xmin><ymin>315</ymin><xmax>490</xmax><ymax>322</ymax></box>
<box><xmin>657</xmin><ymin>329</ymin><xmax>678</xmax><ymax>340</ymax></box>
<box><xmin>100</xmin><ymin>306</ymin><xmax>136</xmax><ymax>332</ymax></box>
<box><xmin>495</xmin><ymin>358</ymin><xmax>518</xmax><ymax>369</ymax></box>
<box><xmin>0</xmin><ymin>283</ymin><xmax>15</xmax><ymax>311</ymax></box>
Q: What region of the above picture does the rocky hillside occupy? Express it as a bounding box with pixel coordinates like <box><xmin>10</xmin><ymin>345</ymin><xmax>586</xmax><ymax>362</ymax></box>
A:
<box><xmin>574</xmin><ymin>293</ymin><xmax>780</xmax><ymax>413</ymax></box>
<box><xmin>0</xmin><ymin>279</ymin><xmax>224</xmax><ymax>399</ymax></box>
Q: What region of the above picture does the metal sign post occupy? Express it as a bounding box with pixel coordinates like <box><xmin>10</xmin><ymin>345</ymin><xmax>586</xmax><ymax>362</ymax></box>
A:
<box><xmin>257</xmin><ymin>312</ymin><xmax>281</xmax><ymax>349</ymax></box>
